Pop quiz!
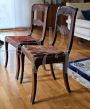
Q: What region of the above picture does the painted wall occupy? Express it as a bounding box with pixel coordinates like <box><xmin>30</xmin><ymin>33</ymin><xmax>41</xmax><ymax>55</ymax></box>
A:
<box><xmin>0</xmin><ymin>0</ymin><xmax>15</xmax><ymax>29</ymax></box>
<box><xmin>14</xmin><ymin>0</ymin><xmax>42</xmax><ymax>28</ymax></box>
<box><xmin>0</xmin><ymin>0</ymin><xmax>42</xmax><ymax>29</ymax></box>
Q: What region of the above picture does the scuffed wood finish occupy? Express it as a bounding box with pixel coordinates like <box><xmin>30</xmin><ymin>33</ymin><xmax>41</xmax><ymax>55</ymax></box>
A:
<box><xmin>21</xmin><ymin>6</ymin><xmax>78</xmax><ymax>104</ymax></box>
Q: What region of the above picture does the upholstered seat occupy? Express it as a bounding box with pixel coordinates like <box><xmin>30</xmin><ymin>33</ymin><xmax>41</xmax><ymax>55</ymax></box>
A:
<box><xmin>5</xmin><ymin>36</ymin><xmax>35</xmax><ymax>47</ymax></box>
<box><xmin>22</xmin><ymin>45</ymin><xmax>64</xmax><ymax>63</ymax></box>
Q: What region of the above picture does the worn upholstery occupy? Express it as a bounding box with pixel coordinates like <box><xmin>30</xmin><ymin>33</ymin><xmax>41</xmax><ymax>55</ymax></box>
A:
<box><xmin>5</xmin><ymin>36</ymin><xmax>35</xmax><ymax>47</ymax></box>
<box><xmin>22</xmin><ymin>45</ymin><xmax>64</xmax><ymax>64</ymax></box>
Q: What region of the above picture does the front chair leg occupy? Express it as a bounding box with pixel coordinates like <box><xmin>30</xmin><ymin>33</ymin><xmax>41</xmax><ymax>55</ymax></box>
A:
<box><xmin>31</xmin><ymin>65</ymin><xmax>38</xmax><ymax>104</ymax></box>
<box><xmin>16</xmin><ymin>52</ymin><xmax>20</xmax><ymax>80</ymax></box>
<box><xmin>20</xmin><ymin>53</ymin><xmax>25</xmax><ymax>83</ymax></box>
<box><xmin>50</xmin><ymin>64</ymin><xmax>56</xmax><ymax>80</ymax></box>
<box><xmin>5</xmin><ymin>41</ymin><xmax>8</xmax><ymax>68</ymax></box>
<box><xmin>63</xmin><ymin>55</ymin><xmax>71</xmax><ymax>93</ymax></box>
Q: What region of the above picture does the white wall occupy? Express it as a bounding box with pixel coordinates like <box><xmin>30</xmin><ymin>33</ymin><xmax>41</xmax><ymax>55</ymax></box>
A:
<box><xmin>0</xmin><ymin>0</ymin><xmax>42</xmax><ymax>29</ymax></box>
<box><xmin>0</xmin><ymin>0</ymin><xmax>15</xmax><ymax>29</ymax></box>
<box><xmin>14</xmin><ymin>0</ymin><xmax>42</xmax><ymax>28</ymax></box>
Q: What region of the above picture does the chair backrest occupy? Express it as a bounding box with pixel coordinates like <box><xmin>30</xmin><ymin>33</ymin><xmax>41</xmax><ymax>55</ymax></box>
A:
<box><xmin>51</xmin><ymin>6</ymin><xmax>78</xmax><ymax>54</ymax></box>
<box><xmin>30</xmin><ymin>4</ymin><xmax>49</xmax><ymax>44</ymax></box>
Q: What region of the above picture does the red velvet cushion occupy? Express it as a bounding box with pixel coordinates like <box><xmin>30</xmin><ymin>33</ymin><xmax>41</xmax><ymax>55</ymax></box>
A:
<box><xmin>6</xmin><ymin>36</ymin><xmax>35</xmax><ymax>43</ymax></box>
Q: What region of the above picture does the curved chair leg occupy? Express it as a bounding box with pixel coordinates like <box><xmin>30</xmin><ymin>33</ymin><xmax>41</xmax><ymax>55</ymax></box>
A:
<box><xmin>20</xmin><ymin>53</ymin><xmax>25</xmax><ymax>83</ymax></box>
<box><xmin>63</xmin><ymin>55</ymin><xmax>71</xmax><ymax>93</ymax></box>
<box><xmin>16</xmin><ymin>52</ymin><xmax>20</xmax><ymax>80</ymax></box>
<box><xmin>43</xmin><ymin>64</ymin><xmax>47</xmax><ymax>71</ymax></box>
<box><xmin>5</xmin><ymin>41</ymin><xmax>8</xmax><ymax>68</ymax></box>
<box><xmin>31</xmin><ymin>65</ymin><xmax>38</xmax><ymax>104</ymax></box>
<box><xmin>50</xmin><ymin>64</ymin><xmax>56</xmax><ymax>80</ymax></box>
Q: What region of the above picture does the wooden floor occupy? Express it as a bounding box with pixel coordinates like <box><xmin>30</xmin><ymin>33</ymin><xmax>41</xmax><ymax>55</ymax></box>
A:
<box><xmin>0</xmin><ymin>29</ymin><xmax>90</xmax><ymax>109</ymax></box>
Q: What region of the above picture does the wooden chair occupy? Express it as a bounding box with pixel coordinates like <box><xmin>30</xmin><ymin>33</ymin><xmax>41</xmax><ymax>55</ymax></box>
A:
<box><xmin>5</xmin><ymin>4</ymin><xmax>51</xmax><ymax>80</ymax></box>
<box><xmin>20</xmin><ymin>6</ymin><xmax>78</xmax><ymax>104</ymax></box>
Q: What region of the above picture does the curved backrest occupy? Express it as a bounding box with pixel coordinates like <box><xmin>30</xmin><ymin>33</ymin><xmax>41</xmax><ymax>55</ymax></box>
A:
<box><xmin>29</xmin><ymin>4</ymin><xmax>49</xmax><ymax>44</ymax></box>
<box><xmin>51</xmin><ymin>6</ymin><xmax>78</xmax><ymax>54</ymax></box>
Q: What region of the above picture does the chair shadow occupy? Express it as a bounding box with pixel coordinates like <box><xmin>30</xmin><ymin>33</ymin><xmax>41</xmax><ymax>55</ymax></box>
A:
<box><xmin>35</xmin><ymin>88</ymin><xmax>90</xmax><ymax>104</ymax></box>
<box><xmin>21</xmin><ymin>74</ymin><xmax>61</xmax><ymax>84</ymax></box>
<box><xmin>35</xmin><ymin>93</ymin><xmax>70</xmax><ymax>104</ymax></box>
<box><xmin>22</xmin><ymin>77</ymin><xmax>61</xmax><ymax>84</ymax></box>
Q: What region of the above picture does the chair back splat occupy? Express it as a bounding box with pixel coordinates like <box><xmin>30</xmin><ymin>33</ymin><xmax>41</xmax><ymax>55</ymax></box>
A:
<box><xmin>51</xmin><ymin>6</ymin><xmax>78</xmax><ymax>54</ymax></box>
<box><xmin>29</xmin><ymin>4</ymin><xmax>49</xmax><ymax>45</ymax></box>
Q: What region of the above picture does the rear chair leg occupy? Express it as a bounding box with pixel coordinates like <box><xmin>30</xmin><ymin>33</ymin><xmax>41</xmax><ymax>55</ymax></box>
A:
<box><xmin>20</xmin><ymin>53</ymin><xmax>25</xmax><ymax>83</ymax></box>
<box><xmin>50</xmin><ymin>64</ymin><xmax>56</xmax><ymax>80</ymax></box>
<box><xmin>43</xmin><ymin>64</ymin><xmax>47</xmax><ymax>71</ymax></box>
<box><xmin>16</xmin><ymin>52</ymin><xmax>20</xmax><ymax>80</ymax></box>
<box><xmin>5</xmin><ymin>41</ymin><xmax>8</xmax><ymax>68</ymax></box>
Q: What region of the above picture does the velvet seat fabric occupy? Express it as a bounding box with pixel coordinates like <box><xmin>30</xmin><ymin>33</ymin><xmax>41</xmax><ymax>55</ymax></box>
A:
<box><xmin>5</xmin><ymin>36</ymin><xmax>35</xmax><ymax>47</ymax></box>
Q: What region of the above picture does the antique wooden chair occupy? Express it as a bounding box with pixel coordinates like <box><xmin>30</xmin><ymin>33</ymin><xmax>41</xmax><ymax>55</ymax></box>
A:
<box><xmin>20</xmin><ymin>6</ymin><xmax>78</xmax><ymax>104</ymax></box>
<box><xmin>5</xmin><ymin>4</ymin><xmax>53</xmax><ymax>80</ymax></box>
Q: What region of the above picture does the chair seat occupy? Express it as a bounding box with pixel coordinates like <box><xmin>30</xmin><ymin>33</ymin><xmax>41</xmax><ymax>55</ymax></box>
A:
<box><xmin>5</xmin><ymin>36</ymin><xmax>35</xmax><ymax>47</ymax></box>
<box><xmin>22</xmin><ymin>45</ymin><xmax>64</xmax><ymax>64</ymax></box>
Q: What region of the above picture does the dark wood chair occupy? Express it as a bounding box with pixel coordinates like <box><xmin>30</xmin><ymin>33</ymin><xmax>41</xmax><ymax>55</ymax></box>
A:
<box><xmin>5</xmin><ymin>4</ymin><xmax>51</xmax><ymax>80</ymax></box>
<box><xmin>21</xmin><ymin>6</ymin><xmax>78</xmax><ymax>104</ymax></box>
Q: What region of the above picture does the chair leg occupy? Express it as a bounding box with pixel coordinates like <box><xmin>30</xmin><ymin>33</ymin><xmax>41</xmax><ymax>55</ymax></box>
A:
<box><xmin>20</xmin><ymin>53</ymin><xmax>25</xmax><ymax>83</ymax></box>
<box><xmin>16</xmin><ymin>52</ymin><xmax>20</xmax><ymax>80</ymax></box>
<box><xmin>5</xmin><ymin>41</ymin><xmax>8</xmax><ymax>68</ymax></box>
<box><xmin>63</xmin><ymin>55</ymin><xmax>71</xmax><ymax>93</ymax></box>
<box><xmin>31</xmin><ymin>65</ymin><xmax>38</xmax><ymax>104</ymax></box>
<box><xmin>50</xmin><ymin>64</ymin><xmax>56</xmax><ymax>80</ymax></box>
<box><xmin>43</xmin><ymin>64</ymin><xmax>47</xmax><ymax>71</ymax></box>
